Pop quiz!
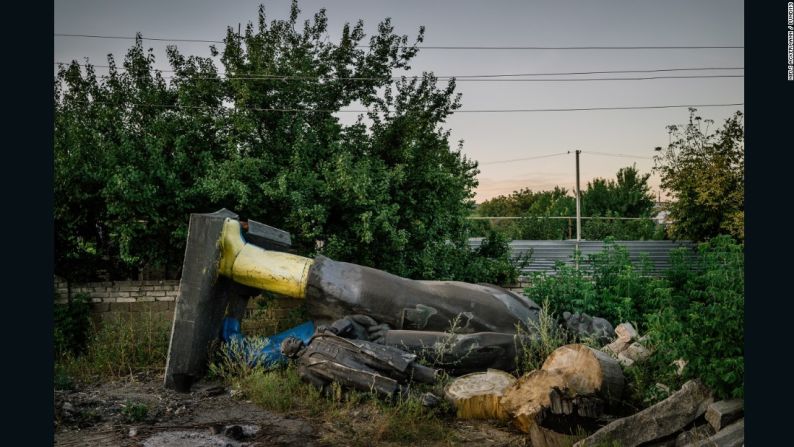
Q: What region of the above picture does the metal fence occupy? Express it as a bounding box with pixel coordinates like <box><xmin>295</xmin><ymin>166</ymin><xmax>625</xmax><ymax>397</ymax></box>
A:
<box><xmin>467</xmin><ymin>239</ymin><xmax>695</xmax><ymax>276</ymax></box>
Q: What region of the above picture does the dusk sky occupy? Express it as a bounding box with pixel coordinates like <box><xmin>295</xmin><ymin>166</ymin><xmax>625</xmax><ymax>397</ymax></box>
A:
<box><xmin>54</xmin><ymin>0</ymin><xmax>744</xmax><ymax>203</ymax></box>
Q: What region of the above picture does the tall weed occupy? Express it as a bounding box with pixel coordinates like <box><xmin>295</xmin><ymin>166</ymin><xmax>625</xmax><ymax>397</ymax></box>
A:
<box><xmin>56</xmin><ymin>312</ymin><xmax>170</xmax><ymax>382</ymax></box>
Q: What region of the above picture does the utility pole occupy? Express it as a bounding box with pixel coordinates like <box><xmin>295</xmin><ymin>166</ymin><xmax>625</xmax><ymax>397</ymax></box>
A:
<box><xmin>575</xmin><ymin>150</ymin><xmax>582</xmax><ymax>242</ymax></box>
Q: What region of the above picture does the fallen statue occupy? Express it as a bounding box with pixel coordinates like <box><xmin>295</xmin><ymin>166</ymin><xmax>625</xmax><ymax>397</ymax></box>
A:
<box><xmin>164</xmin><ymin>210</ymin><xmax>540</xmax><ymax>390</ymax></box>
<box><xmin>280</xmin><ymin>331</ymin><xmax>438</xmax><ymax>398</ymax></box>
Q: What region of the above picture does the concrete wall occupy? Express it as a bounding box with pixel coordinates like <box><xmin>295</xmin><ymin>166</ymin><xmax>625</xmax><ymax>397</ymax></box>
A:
<box><xmin>54</xmin><ymin>277</ymin><xmax>179</xmax><ymax>323</ymax></box>
<box><xmin>53</xmin><ymin>277</ymin><xmax>305</xmax><ymax>333</ymax></box>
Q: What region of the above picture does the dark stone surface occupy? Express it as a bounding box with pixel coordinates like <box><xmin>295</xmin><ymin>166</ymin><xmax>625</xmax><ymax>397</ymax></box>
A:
<box><xmin>305</xmin><ymin>256</ymin><xmax>541</xmax><ymax>334</ymax></box>
<box><xmin>380</xmin><ymin>330</ymin><xmax>535</xmax><ymax>375</ymax></box>
<box><xmin>164</xmin><ymin>211</ymin><xmax>233</xmax><ymax>390</ymax></box>
<box><xmin>289</xmin><ymin>333</ymin><xmax>438</xmax><ymax>398</ymax></box>
<box><xmin>563</xmin><ymin>312</ymin><xmax>616</xmax><ymax>344</ymax></box>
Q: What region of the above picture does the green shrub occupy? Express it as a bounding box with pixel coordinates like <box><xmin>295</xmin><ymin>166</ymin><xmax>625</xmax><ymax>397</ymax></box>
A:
<box><xmin>582</xmin><ymin>218</ymin><xmax>661</xmax><ymax>241</ymax></box>
<box><xmin>646</xmin><ymin>235</ymin><xmax>744</xmax><ymax>399</ymax></box>
<box><xmin>54</xmin><ymin>365</ymin><xmax>75</xmax><ymax>391</ymax></box>
<box><xmin>522</xmin><ymin>235</ymin><xmax>744</xmax><ymax>402</ymax></box>
<box><xmin>208</xmin><ymin>336</ymin><xmax>275</xmax><ymax>387</ymax></box>
<box><xmin>54</xmin><ymin>293</ymin><xmax>92</xmax><ymax>356</ymax></box>
<box><xmin>427</xmin><ymin>228</ymin><xmax>523</xmax><ymax>285</ymax></box>
<box><xmin>523</xmin><ymin>240</ymin><xmax>665</xmax><ymax>327</ymax></box>
<box><xmin>121</xmin><ymin>401</ymin><xmax>149</xmax><ymax>422</ymax></box>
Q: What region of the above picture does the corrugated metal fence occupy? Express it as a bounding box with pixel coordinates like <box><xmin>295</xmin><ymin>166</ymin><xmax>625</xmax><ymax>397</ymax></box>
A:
<box><xmin>467</xmin><ymin>239</ymin><xmax>695</xmax><ymax>276</ymax></box>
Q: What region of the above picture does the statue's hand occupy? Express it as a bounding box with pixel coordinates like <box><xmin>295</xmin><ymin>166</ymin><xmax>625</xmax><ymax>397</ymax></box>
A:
<box><xmin>367</xmin><ymin>323</ymin><xmax>391</xmax><ymax>343</ymax></box>
<box><xmin>347</xmin><ymin>314</ymin><xmax>378</xmax><ymax>327</ymax></box>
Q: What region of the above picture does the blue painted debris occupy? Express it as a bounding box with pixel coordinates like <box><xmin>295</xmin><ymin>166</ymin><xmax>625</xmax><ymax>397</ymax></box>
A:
<box><xmin>221</xmin><ymin>317</ymin><xmax>315</xmax><ymax>368</ymax></box>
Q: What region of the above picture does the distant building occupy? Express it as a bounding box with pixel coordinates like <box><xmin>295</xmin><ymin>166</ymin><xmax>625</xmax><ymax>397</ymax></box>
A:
<box><xmin>652</xmin><ymin>201</ymin><xmax>671</xmax><ymax>225</ymax></box>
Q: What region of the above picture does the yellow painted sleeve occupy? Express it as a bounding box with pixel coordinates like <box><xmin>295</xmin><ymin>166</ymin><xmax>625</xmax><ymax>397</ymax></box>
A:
<box><xmin>217</xmin><ymin>219</ymin><xmax>313</xmax><ymax>299</ymax></box>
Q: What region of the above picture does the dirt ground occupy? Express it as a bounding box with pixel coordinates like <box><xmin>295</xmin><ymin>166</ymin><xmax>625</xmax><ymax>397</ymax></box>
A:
<box><xmin>53</xmin><ymin>372</ymin><xmax>530</xmax><ymax>447</ymax></box>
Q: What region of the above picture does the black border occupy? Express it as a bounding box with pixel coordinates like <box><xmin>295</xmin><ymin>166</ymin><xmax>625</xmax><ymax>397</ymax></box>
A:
<box><xmin>745</xmin><ymin>1</ymin><xmax>794</xmax><ymax>444</ymax></box>
<box><xmin>3</xmin><ymin>1</ymin><xmax>55</xmax><ymax>444</ymax></box>
<box><xmin>6</xmin><ymin>1</ymin><xmax>785</xmax><ymax>444</ymax></box>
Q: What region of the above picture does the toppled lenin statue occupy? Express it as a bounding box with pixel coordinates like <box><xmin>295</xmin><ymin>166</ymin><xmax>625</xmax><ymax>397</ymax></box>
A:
<box><xmin>280</xmin><ymin>332</ymin><xmax>438</xmax><ymax>398</ymax></box>
<box><xmin>322</xmin><ymin>314</ymin><xmax>535</xmax><ymax>375</ymax></box>
<box><xmin>164</xmin><ymin>210</ymin><xmax>540</xmax><ymax>390</ymax></box>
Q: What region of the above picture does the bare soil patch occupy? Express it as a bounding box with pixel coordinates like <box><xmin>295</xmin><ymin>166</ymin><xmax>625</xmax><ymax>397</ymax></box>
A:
<box><xmin>54</xmin><ymin>372</ymin><xmax>529</xmax><ymax>447</ymax></box>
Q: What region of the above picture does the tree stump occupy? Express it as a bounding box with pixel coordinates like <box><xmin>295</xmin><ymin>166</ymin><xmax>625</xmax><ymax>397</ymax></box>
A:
<box><xmin>499</xmin><ymin>369</ymin><xmax>569</xmax><ymax>433</ymax></box>
<box><xmin>498</xmin><ymin>344</ymin><xmax>625</xmax><ymax>446</ymax></box>
<box><xmin>542</xmin><ymin>344</ymin><xmax>624</xmax><ymax>402</ymax></box>
<box><xmin>444</xmin><ymin>369</ymin><xmax>516</xmax><ymax>420</ymax></box>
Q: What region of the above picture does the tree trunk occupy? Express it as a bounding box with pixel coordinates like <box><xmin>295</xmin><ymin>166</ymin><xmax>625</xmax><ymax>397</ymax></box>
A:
<box><xmin>444</xmin><ymin>369</ymin><xmax>516</xmax><ymax>420</ymax></box>
<box><xmin>498</xmin><ymin>344</ymin><xmax>626</xmax><ymax>446</ymax></box>
<box><xmin>542</xmin><ymin>344</ymin><xmax>624</xmax><ymax>403</ymax></box>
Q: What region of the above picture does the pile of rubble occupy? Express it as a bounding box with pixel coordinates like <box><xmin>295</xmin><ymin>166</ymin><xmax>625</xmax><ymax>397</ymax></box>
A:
<box><xmin>440</xmin><ymin>316</ymin><xmax>743</xmax><ymax>447</ymax></box>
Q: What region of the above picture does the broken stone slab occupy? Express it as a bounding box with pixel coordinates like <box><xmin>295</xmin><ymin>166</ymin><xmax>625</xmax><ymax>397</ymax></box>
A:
<box><xmin>678</xmin><ymin>418</ymin><xmax>743</xmax><ymax>447</ymax></box>
<box><xmin>573</xmin><ymin>380</ymin><xmax>713</xmax><ymax>447</ymax></box>
<box><xmin>615</xmin><ymin>323</ymin><xmax>638</xmax><ymax>343</ymax></box>
<box><xmin>705</xmin><ymin>399</ymin><xmax>743</xmax><ymax>432</ymax></box>
<box><xmin>617</xmin><ymin>342</ymin><xmax>651</xmax><ymax>367</ymax></box>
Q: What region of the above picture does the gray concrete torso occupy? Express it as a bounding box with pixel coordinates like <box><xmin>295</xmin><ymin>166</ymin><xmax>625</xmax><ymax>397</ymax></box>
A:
<box><xmin>305</xmin><ymin>256</ymin><xmax>541</xmax><ymax>333</ymax></box>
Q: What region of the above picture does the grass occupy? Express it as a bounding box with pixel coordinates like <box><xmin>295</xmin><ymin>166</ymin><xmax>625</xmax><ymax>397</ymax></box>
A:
<box><xmin>515</xmin><ymin>298</ymin><xmax>568</xmax><ymax>375</ymax></box>
<box><xmin>236</xmin><ymin>367</ymin><xmax>456</xmax><ymax>445</ymax></box>
<box><xmin>55</xmin><ymin>311</ymin><xmax>171</xmax><ymax>383</ymax></box>
<box><xmin>121</xmin><ymin>401</ymin><xmax>149</xmax><ymax>423</ymax></box>
<box><xmin>209</xmin><ymin>337</ymin><xmax>458</xmax><ymax>446</ymax></box>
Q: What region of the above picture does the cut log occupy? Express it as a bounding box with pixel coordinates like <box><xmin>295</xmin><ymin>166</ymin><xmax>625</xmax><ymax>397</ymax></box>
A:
<box><xmin>542</xmin><ymin>344</ymin><xmax>624</xmax><ymax>402</ymax></box>
<box><xmin>573</xmin><ymin>380</ymin><xmax>713</xmax><ymax>447</ymax></box>
<box><xmin>679</xmin><ymin>418</ymin><xmax>743</xmax><ymax>447</ymax></box>
<box><xmin>444</xmin><ymin>369</ymin><xmax>516</xmax><ymax>420</ymax></box>
<box><xmin>499</xmin><ymin>369</ymin><xmax>568</xmax><ymax>433</ymax></box>
<box><xmin>705</xmin><ymin>399</ymin><xmax>743</xmax><ymax>432</ymax></box>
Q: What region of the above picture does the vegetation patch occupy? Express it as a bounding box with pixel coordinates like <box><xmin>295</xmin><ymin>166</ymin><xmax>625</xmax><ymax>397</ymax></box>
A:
<box><xmin>55</xmin><ymin>311</ymin><xmax>171</xmax><ymax>383</ymax></box>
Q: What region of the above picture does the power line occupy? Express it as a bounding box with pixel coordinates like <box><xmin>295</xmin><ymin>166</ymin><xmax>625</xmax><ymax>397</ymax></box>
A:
<box><xmin>54</xmin><ymin>33</ymin><xmax>744</xmax><ymax>50</ymax></box>
<box><xmin>54</xmin><ymin>62</ymin><xmax>744</xmax><ymax>79</ymax></box>
<box><xmin>441</xmin><ymin>104</ymin><xmax>743</xmax><ymax>113</ymax></box>
<box><xmin>584</xmin><ymin>151</ymin><xmax>654</xmax><ymax>160</ymax></box>
<box><xmin>61</xmin><ymin>101</ymin><xmax>743</xmax><ymax>114</ymax></box>
<box><xmin>51</xmin><ymin>65</ymin><xmax>743</xmax><ymax>82</ymax></box>
<box><xmin>479</xmin><ymin>149</ymin><xmax>693</xmax><ymax>166</ymax></box>
<box><xmin>480</xmin><ymin>152</ymin><xmax>571</xmax><ymax>165</ymax></box>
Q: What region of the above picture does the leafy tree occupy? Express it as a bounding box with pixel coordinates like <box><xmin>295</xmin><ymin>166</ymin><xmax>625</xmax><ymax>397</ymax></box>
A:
<box><xmin>477</xmin><ymin>187</ymin><xmax>574</xmax><ymax>217</ymax></box>
<box><xmin>474</xmin><ymin>167</ymin><xmax>657</xmax><ymax>240</ymax></box>
<box><xmin>581</xmin><ymin>165</ymin><xmax>654</xmax><ymax>218</ymax></box>
<box><xmin>54</xmin><ymin>1</ymin><xmax>515</xmax><ymax>283</ymax></box>
<box><xmin>55</xmin><ymin>39</ymin><xmax>226</xmax><ymax>280</ymax></box>
<box><xmin>654</xmin><ymin>109</ymin><xmax>744</xmax><ymax>241</ymax></box>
